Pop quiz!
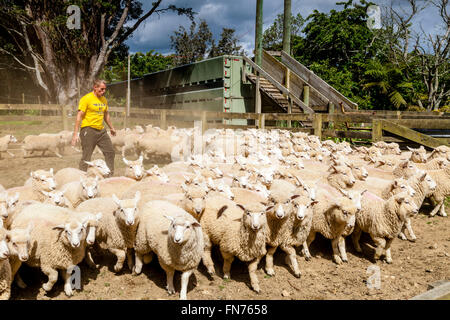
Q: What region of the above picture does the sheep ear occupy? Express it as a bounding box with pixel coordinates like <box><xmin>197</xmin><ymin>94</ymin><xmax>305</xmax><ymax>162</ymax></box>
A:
<box><xmin>181</xmin><ymin>183</ymin><xmax>188</xmax><ymax>193</ymax></box>
<box><xmin>52</xmin><ymin>224</ymin><xmax>65</xmax><ymax>231</ymax></box>
<box><xmin>309</xmin><ymin>200</ymin><xmax>319</xmax><ymax>207</ymax></box>
<box><xmin>236</xmin><ymin>203</ymin><xmax>246</xmax><ymax>212</ymax></box>
<box><xmin>217</xmin><ymin>205</ymin><xmax>228</xmax><ymax>218</ymax></box>
<box><xmin>112</xmin><ymin>194</ymin><xmax>121</xmax><ymax>206</ymax></box>
<box><xmin>407</xmin><ymin>146</ymin><xmax>414</xmax><ymax>152</ymax></box>
<box><xmin>49</xmin><ymin>168</ymin><xmax>54</xmax><ymax>175</ymax></box>
<box><xmin>40</xmin><ymin>190</ymin><xmax>50</xmax><ymax>196</ymax></box>
<box><xmin>95</xmin><ymin>212</ymin><xmax>103</xmax><ymax>221</ymax></box>
<box><xmin>290</xmin><ymin>194</ymin><xmax>300</xmax><ymax>200</ymax></box>
<box><xmin>361</xmin><ymin>189</ymin><xmax>368</xmax><ymax>196</ymax></box>
<box><xmin>328</xmin><ymin>165</ymin><xmax>337</xmax><ymax>173</ymax></box>
<box><xmin>338</xmin><ymin>188</ymin><xmax>349</xmax><ymax>197</ymax></box>
<box><xmin>419</xmin><ymin>172</ymin><xmax>427</xmax><ymax>181</ymax></box>
<box><xmin>191</xmin><ymin>221</ymin><xmax>201</xmax><ymax>228</ymax></box>
<box><xmin>265</xmin><ymin>205</ymin><xmax>275</xmax><ymax>212</ymax></box>
<box><xmin>395</xmin><ymin>195</ymin><xmax>405</xmax><ymax>203</ymax></box>
<box><xmin>138</xmin><ymin>154</ymin><xmax>143</xmax><ymax>163</ymax></box>
<box><xmin>84</xmin><ymin>160</ymin><xmax>94</xmax><ymax>166</ymax></box>
<box><xmin>163</xmin><ymin>215</ymin><xmax>174</xmax><ymax>222</ymax></box>
<box><xmin>123</xmin><ymin>158</ymin><xmax>130</xmax><ymax>165</ymax></box>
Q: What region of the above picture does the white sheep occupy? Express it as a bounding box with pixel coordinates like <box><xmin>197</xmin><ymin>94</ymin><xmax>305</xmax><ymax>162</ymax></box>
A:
<box><xmin>22</xmin><ymin>133</ymin><xmax>65</xmax><ymax>158</ymax></box>
<box><xmin>0</xmin><ymin>227</ymin><xmax>11</xmax><ymax>300</ymax></box>
<box><xmin>134</xmin><ymin>200</ymin><xmax>204</xmax><ymax>300</ymax></box>
<box><xmin>10</xmin><ymin>204</ymin><xmax>92</xmax><ymax>296</ymax></box>
<box><xmin>425</xmin><ymin>167</ymin><xmax>450</xmax><ymax>217</ymax></box>
<box><xmin>61</xmin><ymin>176</ymin><xmax>99</xmax><ymax>208</ymax></box>
<box><xmin>123</xmin><ymin>155</ymin><xmax>145</xmax><ymax>181</ymax></box>
<box><xmin>54</xmin><ymin>159</ymin><xmax>111</xmax><ymax>187</ymax></box>
<box><xmin>6</xmin><ymin>169</ymin><xmax>56</xmax><ymax>202</ymax></box>
<box><xmin>0</xmin><ymin>134</ymin><xmax>17</xmax><ymax>159</ymax></box>
<box><xmin>351</xmin><ymin>191</ymin><xmax>418</xmax><ymax>263</ymax></box>
<box><xmin>306</xmin><ymin>193</ymin><xmax>360</xmax><ymax>264</ymax></box>
<box><xmin>76</xmin><ymin>192</ymin><xmax>141</xmax><ymax>272</ymax></box>
<box><xmin>97</xmin><ymin>177</ymin><xmax>138</xmax><ymax>198</ymax></box>
<box><xmin>200</xmin><ymin>195</ymin><xmax>272</xmax><ymax>293</ymax></box>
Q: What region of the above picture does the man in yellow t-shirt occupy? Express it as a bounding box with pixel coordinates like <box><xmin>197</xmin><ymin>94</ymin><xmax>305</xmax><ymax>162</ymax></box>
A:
<box><xmin>71</xmin><ymin>79</ymin><xmax>117</xmax><ymax>175</ymax></box>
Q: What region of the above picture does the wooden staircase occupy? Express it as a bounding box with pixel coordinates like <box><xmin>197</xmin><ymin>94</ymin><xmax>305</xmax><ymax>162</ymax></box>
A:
<box><xmin>246</xmin><ymin>74</ymin><xmax>303</xmax><ymax>113</ymax></box>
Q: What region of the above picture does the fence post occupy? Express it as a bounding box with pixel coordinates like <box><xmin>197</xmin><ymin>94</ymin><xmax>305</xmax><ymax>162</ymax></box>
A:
<box><xmin>160</xmin><ymin>109</ymin><xmax>167</xmax><ymax>130</ymax></box>
<box><xmin>258</xmin><ymin>113</ymin><xmax>265</xmax><ymax>129</ymax></box>
<box><xmin>328</xmin><ymin>102</ymin><xmax>335</xmax><ymax>129</ymax></box>
<box><xmin>372</xmin><ymin>119</ymin><xmax>382</xmax><ymax>142</ymax></box>
<box><xmin>287</xmin><ymin>97</ymin><xmax>292</xmax><ymax>128</ymax></box>
<box><xmin>255</xmin><ymin>72</ymin><xmax>261</xmax><ymax>114</ymax></box>
<box><xmin>61</xmin><ymin>105</ymin><xmax>69</xmax><ymax>131</ymax></box>
<box><xmin>313</xmin><ymin>113</ymin><xmax>322</xmax><ymax>140</ymax></box>
<box><xmin>302</xmin><ymin>85</ymin><xmax>310</xmax><ymax>108</ymax></box>
<box><xmin>201</xmin><ymin>111</ymin><xmax>207</xmax><ymax>134</ymax></box>
<box><xmin>22</xmin><ymin>93</ymin><xmax>25</xmax><ymax>104</ymax></box>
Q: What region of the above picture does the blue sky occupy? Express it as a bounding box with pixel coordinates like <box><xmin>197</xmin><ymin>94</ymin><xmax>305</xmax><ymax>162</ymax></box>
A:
<box><xmin>125</xmin><ymin>0</ymin><xmax>444</xmax><ymax>55</ymax></box>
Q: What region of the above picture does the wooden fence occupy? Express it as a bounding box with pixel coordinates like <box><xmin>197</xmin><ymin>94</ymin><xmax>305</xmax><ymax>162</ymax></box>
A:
<box><xmin>1</xmin><ymin>104</ymin><xmax>449</xmax><ymax>147</ymax></box>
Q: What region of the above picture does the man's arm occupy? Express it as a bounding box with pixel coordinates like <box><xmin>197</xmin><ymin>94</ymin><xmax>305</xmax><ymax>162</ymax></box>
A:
<box><xmin>104</xmin><ymin>110</ymin><xmax>116</xmax><ymax>136</ymax></box>
<box><xmin>71</xmin><ymin>110</ymin><xmax>85</xmax><ymax>146</ymax></box>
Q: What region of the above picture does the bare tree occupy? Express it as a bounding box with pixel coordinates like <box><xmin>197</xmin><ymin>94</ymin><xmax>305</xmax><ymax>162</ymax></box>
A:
<box><xmin>381</xmin><ymin>0</ymin><xmax>449</xmax><ymax>110</ymax></box>
<box><xmin>0</xmin><ymin>1</ymin><xmax>193</xmax><ymax>106</ymax></box>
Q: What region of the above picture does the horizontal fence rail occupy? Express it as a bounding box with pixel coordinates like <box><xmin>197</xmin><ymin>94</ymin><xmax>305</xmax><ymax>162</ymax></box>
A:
<box><xmin>0</xmin><ymin>104</ymin><xmax>449</xmax><ymax>147</ymax></box>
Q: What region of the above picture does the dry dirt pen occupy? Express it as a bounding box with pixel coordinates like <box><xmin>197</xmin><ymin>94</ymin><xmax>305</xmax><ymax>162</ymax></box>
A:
<box><xmin>0</xmin><ymin>117</ymin><xmax>449</xmax><ymax>300</ymax></box>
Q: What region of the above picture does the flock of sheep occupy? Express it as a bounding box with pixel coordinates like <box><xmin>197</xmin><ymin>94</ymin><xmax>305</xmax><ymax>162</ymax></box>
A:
<box><xmin>0</xmin><ymin>124</ymin><xmax>449</xmax><ymax>300</ymax></box>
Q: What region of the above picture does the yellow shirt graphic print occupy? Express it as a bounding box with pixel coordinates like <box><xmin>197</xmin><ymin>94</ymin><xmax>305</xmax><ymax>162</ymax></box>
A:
<box><xmin>78</xmin><ymin>92</ymin><xmax>108</xmax><ymax>130</ymax></box>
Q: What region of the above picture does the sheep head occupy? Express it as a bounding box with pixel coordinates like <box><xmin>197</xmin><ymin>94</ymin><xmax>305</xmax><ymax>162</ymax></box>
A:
<box><xmin>6</xmin><ymin>222</ymin><xmax>33</xmax><ymax>261</ymax></box>
<box><xmin>164</xmin><ymin>214</ymin><xmax>201</xmax><ymax>245</ymax></box>
<box><xmin>112</xmin><ymin>192</ymin><xmax>140</xmax><ymax>226</ymax></box>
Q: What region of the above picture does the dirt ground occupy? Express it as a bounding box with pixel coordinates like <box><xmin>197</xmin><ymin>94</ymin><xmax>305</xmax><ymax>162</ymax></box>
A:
<box><xmin>0</xmin><ymin>121</ymin><xmax>449</xmax><ymax>300</ymax></box>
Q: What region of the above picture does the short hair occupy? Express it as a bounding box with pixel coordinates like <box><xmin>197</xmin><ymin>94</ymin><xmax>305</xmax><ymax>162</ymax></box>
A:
<box><xmin>93</xmin><ymin>79</ymin><xmax>107</xmax><ymax>87</ymax></box>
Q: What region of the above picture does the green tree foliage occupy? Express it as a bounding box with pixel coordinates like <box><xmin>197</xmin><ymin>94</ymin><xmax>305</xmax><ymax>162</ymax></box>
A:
<box><xmin>170</xmin><ymin>20</ymin><xmax>213</xmax><ymax>66</ymax></box>
<box><xmin>262</xmin><ymin>12</ymin><xmax>305</xmax><ymax>51</ymax></box>
<box><xmin>209</xmin><ymin>28</ymin><xmax>243</xmax><ymax>58</ymax></box>
<box><xmin>102</xmin><ymin>50</ymin><xmax>173</xmax><ymax>83</ymax></box>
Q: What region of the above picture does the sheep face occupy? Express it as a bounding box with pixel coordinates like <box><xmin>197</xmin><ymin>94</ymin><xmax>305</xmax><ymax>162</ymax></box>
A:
<box><xmin>31</xmin><ymin>169</ymin><xmax>56</xmax><ymax>191</ymax></box>
<box><xmin>123</xmin><ymin>156</ymin><xmax>144</xmax><ymax>180</ymax></box>
<box><xmin>81</xmin><ymin>176</ymin><xmax>99</xmax><ymax>199</ymax></box>
<box><xmin>408</xmin><ymin>147</ymin><xmax>427</xmax><ymax>163</ymax></box>
<box><xmin>6</xmin><ymin>223</ymin><xmax>32</xmax><ymax>262</ymax></box>
<box><xmin>41</xmin><ymin>190</ymin><xmax>68</xmax><ymax>207</ymax></box>
<box><xmin>78</xmin><ymin>212</ymin><xmax>102</xmax><ymax>245</ymax></box>
<box><xmin>85</xmin><ymin>159</ymin><xmax>111</xmax><ymax>177</ymax></box>
<box><xmin>329</xmin><ymin>165</ymin><xmax>356</xmax><ymax>187</ymax></box>
<box><xmin>236</xmin><ymin>204</ymin><xmax>269</xmax><ymax>231</ymax></box>
<box><xmin>398</xmin><ymin>161</ymin><xmax>420</xmax><ymax>179</ymax></box>
<box><xmin>391</xmin><ymin>178</ymin><xmax>416</xmax><ymax>197</ymax></box>
<box><xmin>146</xmin><ymin>165</ymin><xmax>169</xmax><ymax>183</ymax></box>
<box><xmin>291</xmin><ymin>196</ymin><xmax>317</xmax><ymax>221</ymax></box>
<box><xmin>350</xmin><ymin>164</ymin><xmax>368</xmax><ymax>181</ymax></box>
<box><xmin>338</xmin><ymin>189</ymin><xmax>366</xmax><ymax>211</ymax></box>
<box><xmin>394</xmin><ymin>193</ymin><xmax>419</xmax><ymax>219</ymax></box>
<box><xmin>53</xmin><ymin>219</ymin><xmax>88</xmax><ymax>248</ymax></box>
<box><xmin>165</xmin><ymin>215</ymin><xmax>201</xmax><ymax>245</ymax></box>
<box><xmin>329</xmin><ymin>197</ymin><xmax>359</xmax><ymax>228</ymax></box>
<box><xmin>6</xmin><ymin>192</ymin><xmax>20</xmax><ymax>214</ymax></box>
<box><xmin>9</xmin><ymin>135</ymin><xmax>17</xmax><ymax>143</ymax></box>
<box><xmin>417</xmin><ymin>172</ymin><xmax>437</xmax><ymax>193</ymax></box>
<box><xmin>112</xmin><ymin>192</ymin><xmax>140</xmax><ymax>226</ymax></box>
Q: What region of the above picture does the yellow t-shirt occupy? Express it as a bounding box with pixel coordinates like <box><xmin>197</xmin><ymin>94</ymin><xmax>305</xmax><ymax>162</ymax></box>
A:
<box><xmin>78</xmin><ymin>92</ymin><xmax>108</xmax><ymax>130</ymax></box>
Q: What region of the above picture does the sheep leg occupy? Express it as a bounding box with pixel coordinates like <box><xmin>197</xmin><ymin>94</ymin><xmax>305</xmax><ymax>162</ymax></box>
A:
<box><xmin>109</xmin><ymin>248</ymin><xmax>126</xmax><ymax>272</ymax></box>
<box><xmin>429</xmin><ymin>200</ymin><xmax>443</xmax><ymax>217</ymax></box>
<box><xmin>351</xmin><ymin>226</ymin><xmax>363</xmax><ymax>253</ymax></box>
<box><xmin>9</xmin><ymin>257</ymin><xmax>26</xmax><ymax>288</ymax></box>
<box><xmin>133</xmin><ymin>252</ymin><xmax>144</xmax><ymax>275</ymax></box>
<box><xmin>384</xmin><ymin>238</ymin><xmax>394</xmax><ymax>264</ymax></box>
<box><xmin>331</xmin><ymin>238</ymin><xmax>343</xmax><ymax>265</ymax></box>
<box><xmin>0</xmin><ymin>287</ymin><xmax>10</xmax><ymax>300</ymax></box>
<box><xmin>338</xmin><ymin>236</ymin><xmax>348</xmax><ymax>262</ymax></box>
<box><xmin>404</xmin><ymin>218</ymin><xmax>417</xmax><ymax>242</ymax></box>
<box><xmin>440</xmin><ymin>203</ymin><xmax>447</xmax><ymax>217</ymax></box>
<box><xmin>398</xmin><ymin>222</ymin><xmax>408</xmax><ymax>241</ymax></box>
<box><xmin>180</xmin><ymin>269</ymin><xmax>194</xmax><ymax>300</ymax></box>
<box><xmin>41</xmin><ymin>265</ymin><xmax>59</xmax><ymax>292</ymax></box>
<box><xmin>372</xmin><ymin>237</ymin><xmax>386</xmax><ymax>261</ymax></box>
<box><xmin>306</xmin><ymin>231</ymin><xmax>316</xmax><ymax>250</ymax></box>
<box><xmin>201</xmin><ymin>236</ymin><xmax>215</xmax><ymax>276</ymax></box>
<box><xmin>15</xmin><ymin>273</ymin><xmax>27</xmax><ymax>289</ymax></box>
<box><xmin>220</xmin><ymin>250</ymin><xmax>234</xmax><ymax>280</ymax></box>
<box><xmin>159</xmin><ymin>262</ymin><xmax>176</xmax><ymax>295</ymax></box>
<box><xmin>126</xmin><ymin>249</ymin><xmax>134</xmax><ymax>271</ymax></box>
<box><xmin>264</xmin><ymin>246</ymin><xmax>277</xmax><ymax>276</ymax></box>
<box><xmin>248</xmin><ymin>257</ymin><xmax>261</xmax><ymax>293</ymax></box>
<box><xmin>301</xmin><ymin>241</ymin><xmax>312</xmax><ymax>261</ymax></box>
<box><xmin>61</xmin><ymin>268</ymin><xmax>74</xmax><ymax>297</ymax></box>
<box><xmin>281</xmin><ymin>245</ymin><xmax>301</xmax><ymax>278</ymax></box>
<box><xmin>84</xmin><ymin>249</ymin><xmax>99</xmax><ymax>269</ymax></box>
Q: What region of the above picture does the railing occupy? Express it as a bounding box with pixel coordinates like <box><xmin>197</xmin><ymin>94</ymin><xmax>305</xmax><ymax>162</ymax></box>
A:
<box><xmin>0</xmin><ymin>104</ymin><xmax>449</xmax><ymax>146</ymax></box>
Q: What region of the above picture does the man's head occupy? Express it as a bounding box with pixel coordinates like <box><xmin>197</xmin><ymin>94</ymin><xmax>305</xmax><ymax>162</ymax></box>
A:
<box><xmin>93</xmin><ymin>79</ymin><xmax>107</xmax><ymax>98</ymax></box>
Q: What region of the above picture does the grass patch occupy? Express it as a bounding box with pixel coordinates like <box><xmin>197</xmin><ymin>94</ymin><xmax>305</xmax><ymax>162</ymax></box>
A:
<box><xmin>0</xmin><ymin>120</ymin><xmax>42</xmax><ymax>126</ymax></box>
